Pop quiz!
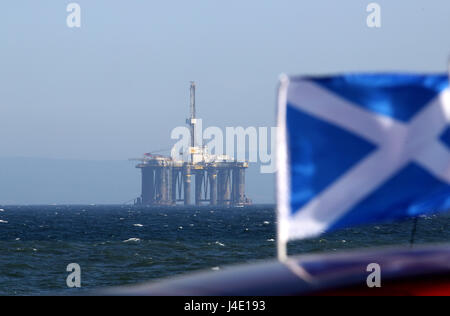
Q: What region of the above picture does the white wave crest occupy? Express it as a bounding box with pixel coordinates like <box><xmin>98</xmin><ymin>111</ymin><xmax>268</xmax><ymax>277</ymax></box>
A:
<box><xmin>123</xmin><ymin>238</ymin><xmax>141</xmax><ymax>243</ymax></box>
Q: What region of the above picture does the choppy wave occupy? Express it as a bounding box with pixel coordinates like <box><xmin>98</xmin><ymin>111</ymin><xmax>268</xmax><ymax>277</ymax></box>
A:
<box><xmin>0</xmin><ymin>205</ymin><xmax>448</xmax><ymax>295</ymax></box>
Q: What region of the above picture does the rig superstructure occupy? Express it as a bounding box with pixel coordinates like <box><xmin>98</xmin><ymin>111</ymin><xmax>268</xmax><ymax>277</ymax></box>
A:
<box><xmin>132</xmin><ymin>82</ymin><xmax>251</xmax><ymax>207</ymax></box>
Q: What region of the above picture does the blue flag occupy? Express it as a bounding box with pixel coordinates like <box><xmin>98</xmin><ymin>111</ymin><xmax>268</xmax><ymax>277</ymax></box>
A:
<box><xmin>277</xmin><ymin>73</ymin><xmax>450</xmax><ymax>242</ymax></box>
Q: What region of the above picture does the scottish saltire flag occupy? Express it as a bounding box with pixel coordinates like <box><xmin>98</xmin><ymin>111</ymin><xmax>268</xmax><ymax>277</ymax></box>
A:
<box><xmin>277</xmin><ymin>73</ymin><xmax>450</xmax><ymax>242</ymax></box>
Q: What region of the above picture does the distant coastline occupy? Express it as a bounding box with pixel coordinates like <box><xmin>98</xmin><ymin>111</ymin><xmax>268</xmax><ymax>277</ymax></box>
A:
<box><xmin>0</xmin><ymin>156</ymin><xmax>275</xmax><ymax>205</ymax></box>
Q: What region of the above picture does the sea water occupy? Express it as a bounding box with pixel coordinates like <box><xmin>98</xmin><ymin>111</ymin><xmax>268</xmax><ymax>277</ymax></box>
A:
<box><xmin>0</xmin><ymin>205</ymin><xmax>448</xmax><ymax>295</ymax></box>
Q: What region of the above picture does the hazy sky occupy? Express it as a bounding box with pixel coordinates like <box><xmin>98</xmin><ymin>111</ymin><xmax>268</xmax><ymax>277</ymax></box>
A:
<box><xmin>1</xmin><ymin>1</ymin><xmax>449</xmax><ymax>161</ymax></box>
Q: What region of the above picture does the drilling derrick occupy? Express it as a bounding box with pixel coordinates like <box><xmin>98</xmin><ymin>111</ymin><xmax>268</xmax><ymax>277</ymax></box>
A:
<box><xmin>188</xmin><ymin>81</ymin><xmax>196</xmax><ymax>163</ymax></box>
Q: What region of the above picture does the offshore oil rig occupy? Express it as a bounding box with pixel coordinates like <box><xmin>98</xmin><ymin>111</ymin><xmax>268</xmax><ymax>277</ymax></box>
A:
<box><xmin>132</xmin><ymin>82</ymin><xmax>251</xmax><ymax>207</ymax></box>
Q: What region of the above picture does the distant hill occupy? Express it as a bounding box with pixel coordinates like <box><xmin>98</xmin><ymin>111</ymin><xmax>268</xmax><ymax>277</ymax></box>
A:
<box><xmin>0</xmin><ymin>157</ymin><xmax>275</xmax><ymax>205</ymax></box>
<box><xmin>0</xmin><ymin>157</ymin><xmax>140</xmax><ymax>205</ymax></box>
